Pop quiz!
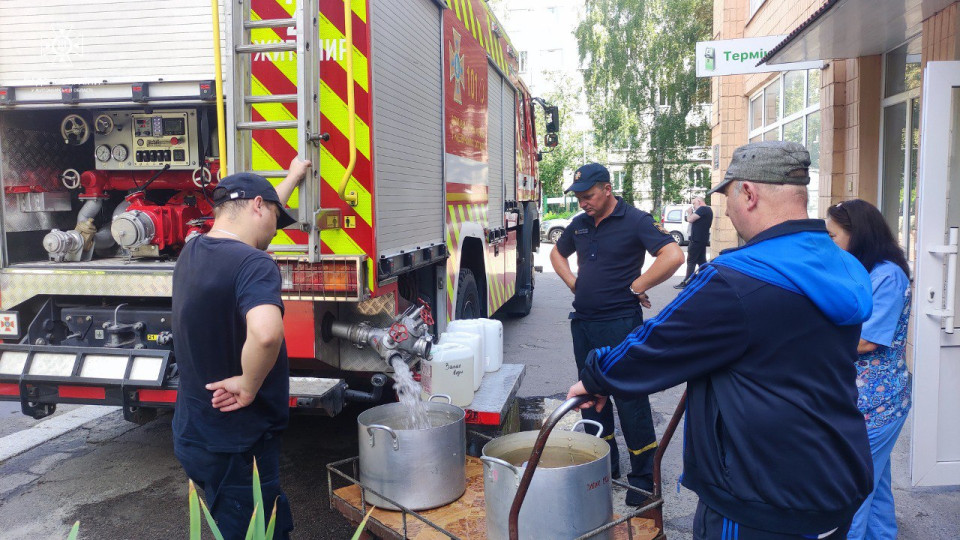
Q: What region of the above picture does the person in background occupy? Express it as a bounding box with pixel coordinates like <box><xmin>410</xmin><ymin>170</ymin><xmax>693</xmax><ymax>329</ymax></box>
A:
<box><xmin>826</xmin><ymin>199</ymin><xmax>911</xmax><ymax>540</ymax></box>
<box><xmin>550</xmin><ymin>162</ymin><xmax>684</xmax><ymax>505</ymax></box>
<box><xmin>675</xmin><ymin>197</ymin><xmax>713</xmax><ymax>289</ymax></box>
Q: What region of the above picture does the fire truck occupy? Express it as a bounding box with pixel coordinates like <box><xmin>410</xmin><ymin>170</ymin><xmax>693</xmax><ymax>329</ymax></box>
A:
<box><xmin>0</xmin><ymin>0</ymin><xmax>557</xmax><ymax>425</ymax></box>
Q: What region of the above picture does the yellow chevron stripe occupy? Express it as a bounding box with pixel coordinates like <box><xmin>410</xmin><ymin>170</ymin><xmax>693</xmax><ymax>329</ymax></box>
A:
<box><xmin>350</xmin><ymin>0</ymin><xmax>367</xmax><ymax>24</ymax></box>
<box><xmin>452</xmin><ymin>0</ymin><xmax>466</xmax><ymax>28</ymax></box>
<box><xmin>320</xmin><ymin>146</ymin><xmax>372</xmax><ymax>226</ymax></box>
<box><xmin>318</xmin><ymin>14</ymin><xmax>370</xmax><ymax>93</ymax></box>
<box><xmin>320</xmin><ymin>81</ymin><xmax>371</xmax><ymax>160</ymax></box>
<box><xmin>251</xmin><ymin>139</ymin><xmax>301</xmax><ymax>209</ymax></box>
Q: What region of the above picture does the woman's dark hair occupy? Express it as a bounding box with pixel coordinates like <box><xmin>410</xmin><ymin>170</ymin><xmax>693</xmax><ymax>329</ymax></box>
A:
<box><xmin>826</xmin><ymin>199</ymin><xmax>910</xmax><ymax>278</ymax></box>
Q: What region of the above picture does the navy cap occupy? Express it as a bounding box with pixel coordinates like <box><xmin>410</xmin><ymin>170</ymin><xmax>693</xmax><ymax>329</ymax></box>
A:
<box><xmin>565</xmin><ymin>163</ymin><xmax>610</xmax><ymax>193</ymax></box>
<box><xmin>212</xmin><ymin>172</ymin><xmax>297</xmax><ymax>229</ymax></box>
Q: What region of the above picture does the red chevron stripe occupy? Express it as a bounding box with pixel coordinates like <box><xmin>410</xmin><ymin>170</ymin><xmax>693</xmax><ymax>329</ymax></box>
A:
<box><xmin>319</xmin><ymin>55</ymin><xmax>372</xmax><ymax>122</ymax></box>
<box><xmin>318</xmin><ymin>181</ymin><xmax>375</xmax><ymax>253</ymax></box>
<box><xmin>250</xmin><ymin>59</ymin><xmax>299</xmax><ymax>117</ymax></box>
<box><xmin>317</xmin><ymin>0</ymin><xmax>371</xmax><ymax>58</ymax></box>
<box><xmin>251</xmin><ymin>109</ymin><xmax>298</xmax><ymax>165</ymax></box>
<box><xmin>320</xmin><ymin>112</ymin><xmax>372</xmax><ymax>189</ymax></box>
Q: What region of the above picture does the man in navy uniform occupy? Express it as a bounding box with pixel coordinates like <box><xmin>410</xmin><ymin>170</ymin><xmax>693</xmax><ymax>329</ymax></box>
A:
<box><xmin>550</xmin><ymin>163</ymin><xmax>684</xmax><ymax>505</ymax></box>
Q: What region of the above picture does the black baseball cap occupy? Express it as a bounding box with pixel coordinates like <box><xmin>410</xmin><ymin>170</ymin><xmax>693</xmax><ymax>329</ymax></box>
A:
<box><xmin>212</xmin><ymin>172</ymin><xmax>297</xmax><ymax>229</ymax></box>
<box><xmin>565</xmin><ymin>163</ymin><xmax>610</xmax><ymax>193</ymax></box>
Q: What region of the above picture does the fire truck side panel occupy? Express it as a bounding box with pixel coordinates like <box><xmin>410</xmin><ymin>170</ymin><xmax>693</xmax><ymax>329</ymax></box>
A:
<box><xmin>315</xmin><ymin>0</ymin><xmax>378</xmax><ymax>294</ymax></box>
<box><xmin>0</xmin><ymin>0</ymin><xmax>229</xmax><ymax>87</ymax></box>
<box><xmin>486</xmin><ymin>66</ymin><xmax>504</xmax><ymax>229</ymax></box>
<box><xmin>504</xmin><ymin>86</ymin><xmax>518</xmax><ymax>205</ymax></box>
<box><xmin>369</xmin><ymin>0</ymin><xmax>444</xmax><ymax>263</ymax></box>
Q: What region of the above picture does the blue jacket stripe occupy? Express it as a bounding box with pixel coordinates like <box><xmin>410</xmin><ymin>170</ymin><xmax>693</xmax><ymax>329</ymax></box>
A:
<box><xmin>600</xmin><ymin>267</ymin><xmax>717</xmax><ymax>373</ymax></box>
<box><xmin>600</xmin><ymin>267</ymin><xmax>715</xmax><ymax>372</ymax></box>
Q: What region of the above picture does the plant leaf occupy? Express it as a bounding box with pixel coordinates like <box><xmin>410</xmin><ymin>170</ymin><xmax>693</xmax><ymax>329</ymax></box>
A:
<box><xmin>244</xmin><ymin>503</ymin><xmax>259</xmax><ymax>540</ymax></box>
<box><xmin>67</xmin><ymin>520</ymin><xmax>80</xmax><ymax>540</ymax></box>
<box><xmin>188</xmin><ymin>480</ymin><xmax>202</xmax><ymax>540</ymax></box>
<box><xmin>264</xmin><ymin>496</ymin><xmax>278</xmax><ymax>540</ymax></box>
<box><xmin>350</xmin><ymin>505</ymin><xmax>377</xmax><ymax>540</ymax></box>
<box><xmin>198</xmin><ymin>494</ymin><xmax>226</xmax><ymax>540</ymax></box>
<box><xmin>251</xmin><ymin>457</ymin><xmax>265</xmax><ymax>535</ymax></box>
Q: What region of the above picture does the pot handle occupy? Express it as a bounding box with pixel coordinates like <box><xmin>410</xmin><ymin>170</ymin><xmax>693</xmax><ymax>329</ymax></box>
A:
<box><xmin>366</xmin><ymin>424</ymin><xmax>400</xmax><ymax>451</ymax></box>
<box><xmin>571</xmin><ymin>419</ymin><xmax>605</xmax><ymax>438</ymax></box>
<box><xmin>479</xmin><ymin>455</ymin><xmax>520</xmax><ymax>477</ymax></box>
<box><xmin>428</xmin><ymin>394</ymin><xmax>452</xmax><ymax>404</ymax></box>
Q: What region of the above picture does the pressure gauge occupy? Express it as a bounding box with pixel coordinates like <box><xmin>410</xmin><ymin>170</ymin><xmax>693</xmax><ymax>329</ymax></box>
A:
<box><xmin>94</xmin><ymin>114</ymin><xmax>114</xmax><ymax>135</ymax></box>
<box><xmin>112</xmin><ymin>144</ymin><xmax>129</xmax><ymax>162</ymax></box>
<box><xmin>95</xmin><ymin>144</ymin><xmax>112</xmax><ymax>162</ymax></box>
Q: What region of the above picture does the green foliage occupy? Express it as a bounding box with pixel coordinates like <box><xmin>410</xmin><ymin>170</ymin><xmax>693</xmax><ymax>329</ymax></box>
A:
<box><xmin>189</xmin><ymin>458</ymin><xmax>276</xmax><ymax>540</ymax></box>
<box><xmin>534</xmin><ymin>74</ymin><xmax>602</xmax><ymax>197</ymax></box>
<box><xmin>350</xmin><ymin>506</ymin><xmax>377</xmax><ymax>540</ymax></box>
<box><xmin>542</xmin><ymin>210</ymin><xmax>578</xmax><ymax>221</ymax></box>
<box><xmin>577</xmin><ymin>0</ymin><xmax>712</xmax><ymax>210</ymax></box>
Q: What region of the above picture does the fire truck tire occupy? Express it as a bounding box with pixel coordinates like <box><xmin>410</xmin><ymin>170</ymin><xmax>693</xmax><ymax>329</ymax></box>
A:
<box><xmin>455</xmin><ymin>269</ymin><xmax>481</xmax><ymax>320</ymax></box>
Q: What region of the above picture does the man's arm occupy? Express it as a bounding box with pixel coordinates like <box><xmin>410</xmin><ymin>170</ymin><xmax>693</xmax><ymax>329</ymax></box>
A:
<box><xmin>207</xmin><ymin>304</ymin><xmax>285</xmax><ymax>412</ymax></box>
<box><xmin>569</xmin><ymin>266</ymin><xmax>747</xmax><ymax>402</ymax></box>
<box><xmin>629</xmin><ymin>242</ymin><xmax>684</xmax><ymax>295</ymax></box>
<box><xmin>274</xmin><ymin>157</ymin><xmax>312</xmax><ymax>205</ymax></box>
<box><xmin>550</xmin><ymin>246</ymin><xmax>577</xmax><ymax>293</ymax></box>
<box><xmin>686</xmin><ymin>207</ymin><xmax>701</xmax><ymax>223</ymax></box>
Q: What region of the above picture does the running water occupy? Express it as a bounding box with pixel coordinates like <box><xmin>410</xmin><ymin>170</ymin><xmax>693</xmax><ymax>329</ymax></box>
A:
<box><xmin>391</xmin><ymin>357</ymin><xmax>432</xmax><ymax>430</ymax></box>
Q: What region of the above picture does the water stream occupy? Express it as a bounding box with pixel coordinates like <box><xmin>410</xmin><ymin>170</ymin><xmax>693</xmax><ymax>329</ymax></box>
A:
<box><xmin>391</xmin><ymin>357</ymin><xmax>432</xmax><ymax>430</ymax></box>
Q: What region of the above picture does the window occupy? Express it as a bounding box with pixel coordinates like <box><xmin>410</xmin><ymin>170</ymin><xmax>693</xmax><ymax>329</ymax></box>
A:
<box><xmin>748</xmin><ymin>69</ymin><xmax>822</xmax><ymax>217</ymax></box>
<box><xmin>518</xmin><ymin>51</ymin><xmax>528</xmax><ymax>74</ymax></box>
<box><xmin>879</xmin><ymin>36</ymin><xmax>921</xmax><ymax>262</ymax></box>
<box><xmin>612</xmin><ymin>170</ymin><xmax>625</xmax><ymax>193</ymax></box>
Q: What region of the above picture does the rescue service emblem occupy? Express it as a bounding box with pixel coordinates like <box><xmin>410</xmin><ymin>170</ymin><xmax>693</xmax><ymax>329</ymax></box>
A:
<box><xmin>574</xmin><ymin>171</ymin><xmax>581</xmax><ymax>180</ymax></box>
<box><xmin>655</xmin><ymin>223</ymin><xmax>669</xmax><ymax>235</ymax></box>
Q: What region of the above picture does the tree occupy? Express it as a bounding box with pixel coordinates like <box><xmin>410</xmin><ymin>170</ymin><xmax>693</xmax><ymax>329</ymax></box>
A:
<box><xmin>533</xmin><ymin>74</ymin><xmax>600</xmax><ymax>199</ymax></box>
<box><xmin>577</xmin><ymin>0</ymin><xmax>711</xmax><ymax>212</ymax></box>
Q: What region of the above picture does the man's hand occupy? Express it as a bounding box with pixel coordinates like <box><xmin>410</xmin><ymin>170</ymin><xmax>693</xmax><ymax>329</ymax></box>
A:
<box><xmin>567</xmin><ymin>380</ymin><xmax>607</xmax><ymax>412</ymax></box>
<box><xmin>207</xmin><ymin>376</ymin><xmax>257</xmax><ymax>412</ymax></box>
<box><xmin>629</xmin><ymin>283</ymin><xmax>652</xmax><ymax>308</ymax></box>
<box><xmin>287</xmin><ymin>157</ymin><xmax>312</xmax><ymax>182</ymax></box>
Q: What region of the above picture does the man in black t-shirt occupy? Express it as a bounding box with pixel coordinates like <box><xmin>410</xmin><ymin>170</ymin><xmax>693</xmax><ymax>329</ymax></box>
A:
<box><xmin>172</xmin><ymin>158</ymin><xmax>310</xmax><ymax>540</ymax></box>
<box><xmin>550</xmin><ymin>163</ymin><xmax>684</xmax><ymax>505</ymax></box>
<box><xmin>676</xmin><ymin>197</ymin><xmax>714</xmax><ymax>289</ymax></box>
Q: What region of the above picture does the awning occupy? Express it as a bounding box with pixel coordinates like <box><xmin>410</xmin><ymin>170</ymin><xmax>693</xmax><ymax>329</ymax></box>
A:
<box><xmin>760</xmin><ymin>0</ymin><xmax>955</xmax><ymax>65</ymax></box>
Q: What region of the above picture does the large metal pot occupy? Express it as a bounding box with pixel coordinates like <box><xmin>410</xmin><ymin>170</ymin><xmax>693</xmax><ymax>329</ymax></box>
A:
<box><xmin>482</xmin><ymin>397</ymin><xmax>613</xmax><ymax>540</ymax></box>
<box><xmin>357</xmin><ymin>394</ymin><xmax>466</xmax><ymax>510</ymax></box>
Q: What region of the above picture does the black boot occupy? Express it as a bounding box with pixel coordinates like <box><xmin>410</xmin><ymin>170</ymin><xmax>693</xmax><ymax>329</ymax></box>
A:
<box><xmin>673</xmin><ymin>280</ymin><xmax>687</xmax><ymax>289</ymax></box>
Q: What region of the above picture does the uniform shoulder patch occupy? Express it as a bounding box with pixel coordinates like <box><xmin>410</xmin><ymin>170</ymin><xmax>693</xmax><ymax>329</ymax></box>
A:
<box><xmin>655</xmin><ymin>223</ymin><xmax>669</xmax><ymax>235</ymax></box>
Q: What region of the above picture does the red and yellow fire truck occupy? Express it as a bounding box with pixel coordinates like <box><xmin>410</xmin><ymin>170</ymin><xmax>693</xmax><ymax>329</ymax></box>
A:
<box><xmin>0</xmin><ymin>0</ymin><xmax>557</xmax><ymax>424</ymax></box>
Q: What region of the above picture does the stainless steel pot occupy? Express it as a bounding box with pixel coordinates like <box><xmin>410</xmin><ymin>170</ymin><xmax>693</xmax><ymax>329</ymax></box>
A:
<box><xmin>357</xmin><ymin>394</ymin><xmax>466</xmax><ymax>511</ymax></box>
<box><xmin>482</xmin><ymin>397</ymin><xmax>613</xmax><ymax>540</ymax></box>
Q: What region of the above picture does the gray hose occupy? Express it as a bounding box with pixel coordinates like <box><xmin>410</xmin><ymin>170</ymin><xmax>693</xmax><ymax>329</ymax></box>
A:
<box><xmin>76</xmin><ymin>199</ymin><xmax>102</xmax><ymax>225</ymax></box>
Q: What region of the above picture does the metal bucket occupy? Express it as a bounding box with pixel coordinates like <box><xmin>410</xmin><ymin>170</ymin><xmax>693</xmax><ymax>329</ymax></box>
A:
<box><xmin>481</xmin><ymin>397</ymin><xmax>613</xmax><ymax>540</ymax></box>
<box><xmin>357</xmin><ymin>394</ymin><xmax>466</xmax><ymax>511</ymax></box>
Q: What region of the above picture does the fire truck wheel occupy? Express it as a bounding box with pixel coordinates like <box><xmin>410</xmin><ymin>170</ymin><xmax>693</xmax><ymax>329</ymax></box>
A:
<box><xmin>456</xmin><ymin>269</ymin><xmax>481</xmax><ymax>320</ymax></box>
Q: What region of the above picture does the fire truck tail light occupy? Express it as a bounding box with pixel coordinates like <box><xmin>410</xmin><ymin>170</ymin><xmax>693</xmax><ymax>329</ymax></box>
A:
<box><xmin>130</xmin><ymin>356</ymin><xmax>164</xmax><ymax>381</ymax></box>
<box><xmin>29</xmin><ymin>353</ymin><xmax>75</xmax><ymax>377</ymax></box>
<box><xmin>278</xmin><ymin>259</ymin><xmax>363</xmax><ymax>300</ymax></box>
<box><xmin>80</xmin><ymin>355</ymin><xmax>128</xmax><ymax>379</ymax></box>
<box><xmin>0</xmin><ymin>351</ymin><xmax>28</xmax><ymax>375</ymax></box>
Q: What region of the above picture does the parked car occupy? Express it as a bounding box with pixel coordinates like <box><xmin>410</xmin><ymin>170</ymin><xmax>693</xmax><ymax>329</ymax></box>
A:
<box><xmin>660</xmin><ymin>204</ymin><xmax>692</xmax><ymax>245</ymax></box>
<box><xmin>540</xmin><ymin>211</ymin><xmax>583</xmax><ymax>243</ymax></box>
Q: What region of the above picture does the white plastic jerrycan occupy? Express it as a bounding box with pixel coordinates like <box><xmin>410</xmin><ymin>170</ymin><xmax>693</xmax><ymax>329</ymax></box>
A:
<box><xmin>439</xmin><ymin>329</ymin><xmax>484</xmax><ymax>391</ymax></box>
<box><xmin>420</xmin><ymin>341</ymin><xmax>474</xmax><ymax>407</ymax></box>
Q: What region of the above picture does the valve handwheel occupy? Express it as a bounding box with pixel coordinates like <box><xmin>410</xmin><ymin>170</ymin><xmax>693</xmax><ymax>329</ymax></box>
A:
<box><xmin>418</xmin><ymin>299</ymin><xmax>435</xmax><ymax>326</ymax></box>
<box><xmin>389</xmin><ymin>322</ymin><xmax>409</xmax><ymax>343</ymax></box>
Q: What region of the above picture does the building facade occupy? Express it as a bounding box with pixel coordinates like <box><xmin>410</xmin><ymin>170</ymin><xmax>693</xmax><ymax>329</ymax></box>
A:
<box><xmin>709</xmin><ymin>0</ymin><xmax>956</xmax><ymax>257</ymax></box>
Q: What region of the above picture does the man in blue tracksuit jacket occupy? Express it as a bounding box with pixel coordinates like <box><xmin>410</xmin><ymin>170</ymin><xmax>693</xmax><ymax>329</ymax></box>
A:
<box><xmin>568</xmin><ymin>141</ymin><xmax>874</xmax><ymax>539</ymax></box>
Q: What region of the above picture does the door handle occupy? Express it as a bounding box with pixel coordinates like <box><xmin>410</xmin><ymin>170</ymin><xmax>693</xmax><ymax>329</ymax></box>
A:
<box><xmin>926</xmin><ymin>227</ymin><xmax>959</xmax><ymax>333</ymax></box>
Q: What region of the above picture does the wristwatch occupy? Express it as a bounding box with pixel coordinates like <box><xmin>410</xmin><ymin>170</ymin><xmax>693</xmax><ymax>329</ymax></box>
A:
<box><xmin>628</xmin><ymin>285</ymin><xmax>644</xmax><ymax>296</ymax></box>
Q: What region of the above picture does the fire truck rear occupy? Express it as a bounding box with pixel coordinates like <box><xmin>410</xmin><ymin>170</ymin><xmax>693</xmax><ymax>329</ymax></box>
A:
<box><xmin>0</xmin><ymin>0</ymin><xmax>557</xmax><ymax>425</ymax></box>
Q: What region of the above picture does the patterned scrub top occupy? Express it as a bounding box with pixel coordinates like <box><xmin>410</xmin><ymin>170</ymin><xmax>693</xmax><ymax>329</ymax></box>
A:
<box><xmin>857</xmin><ymin>260</ymin><xmax>911</xmax><ymax>430</ymax></box>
